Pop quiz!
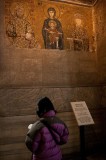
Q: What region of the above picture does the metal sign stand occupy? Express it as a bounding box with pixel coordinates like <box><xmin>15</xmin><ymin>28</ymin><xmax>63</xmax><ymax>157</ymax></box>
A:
<box><xmin>71</xmin><ymin>101</ymin><xmax>95</xmax><ymax>160</ymax></box>
<box><xmin>79</xmin><ymin>126</ymin><xmax>86</xmax><ymax>160</ymax></box>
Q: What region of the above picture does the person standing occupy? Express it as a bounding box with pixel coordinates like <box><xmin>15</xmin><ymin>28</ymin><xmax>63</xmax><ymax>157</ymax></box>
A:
<box><xmin>25</xmin><ymin>97</ymin><xmax>69</xmax><ymax>160</ymax></box>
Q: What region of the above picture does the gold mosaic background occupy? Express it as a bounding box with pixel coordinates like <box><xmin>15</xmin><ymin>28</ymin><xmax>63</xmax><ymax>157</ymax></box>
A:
<box><xmin>5</xmin><ymin>0</ymin><xmax>95</xmax><ymax>51</ymax></box>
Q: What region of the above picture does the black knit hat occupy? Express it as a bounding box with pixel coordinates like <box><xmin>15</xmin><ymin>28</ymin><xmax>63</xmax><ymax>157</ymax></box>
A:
<box><xmin>36</xmin><ymin>97</ymin><xmax>55</xmax><ymax>117</ymax></box>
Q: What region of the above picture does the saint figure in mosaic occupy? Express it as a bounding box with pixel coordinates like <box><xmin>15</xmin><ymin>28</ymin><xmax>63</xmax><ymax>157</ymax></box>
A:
<box><xmin>42</xmin><ymin>7</ymin><xmax>64</xmax><ymax>50</ymax></box>
<box><xmin>6</xmin><ymin>4</ymin><xmax>40</xmax><ymax>48</ymax></box>
<box><xmin>72</xmin><ymin>14</ymin><xmax>89</xmax><ymax>51</ymax></box>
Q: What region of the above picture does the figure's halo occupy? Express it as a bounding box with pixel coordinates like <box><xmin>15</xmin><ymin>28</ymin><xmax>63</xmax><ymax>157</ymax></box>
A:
<box><xmin>43</xmin><ymin>4</ymin><xmax>60</xmax><ymax>18</ymax></box>
<box><xmin>74</xmin><ymin>13</ymin><xmax>84</xmax><ymax>20</ymax></box>
<box><xmin>9</xmin><ymin>2</ymin><xmax>30</xmax><ymax>18</ymax></box>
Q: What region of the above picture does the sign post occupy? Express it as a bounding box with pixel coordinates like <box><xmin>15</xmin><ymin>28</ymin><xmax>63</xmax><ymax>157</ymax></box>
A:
<box><xmin>70</xmin><ymin>101</ymin><xmax>94</xmax><ymax>160</ymax></box>
<box><xmin>80</xmin><ymin>125</ymin><xmax>85</xmax><ymax>160</ymax></box>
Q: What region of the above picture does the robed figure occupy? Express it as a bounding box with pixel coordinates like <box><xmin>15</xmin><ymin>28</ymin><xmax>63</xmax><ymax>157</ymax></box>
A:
<box><xmin>42</xmin><ymin>7</ymin><xmax>64</xmax><ymax>50</ymax></box>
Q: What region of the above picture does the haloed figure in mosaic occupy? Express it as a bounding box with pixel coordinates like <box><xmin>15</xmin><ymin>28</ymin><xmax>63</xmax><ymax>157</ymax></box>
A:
<box><xmin>6</xmin><ymin>4</ymin><xmax>40</xmax><ymax>48</ymax></box>
<box><xmin>42</xmin><ymin>7</ymin><xmax>64</xmax><ymax>49</ymax></box>
<box><xmin>72</xmin><ymin>14</ymin><xmax>89</xmax><ymax>51</ymax></box>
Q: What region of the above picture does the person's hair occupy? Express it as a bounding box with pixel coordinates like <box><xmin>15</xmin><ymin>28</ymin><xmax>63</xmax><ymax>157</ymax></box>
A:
<box><xmin>47</xmin><ymin>7</ymin><xmax>56</xmax><ymax>16</ymax></box>
<box><xmin>36</xmin><ymin>97</ymin><xmax>55</xmax><ymax>117</ymax></box>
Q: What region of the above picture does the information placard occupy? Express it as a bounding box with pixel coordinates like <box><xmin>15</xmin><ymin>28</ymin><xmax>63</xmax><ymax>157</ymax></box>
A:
<box><xmin>70</xmin><ymin>101</ymin><xmax>94</xmax><ymax>126</ymax></box>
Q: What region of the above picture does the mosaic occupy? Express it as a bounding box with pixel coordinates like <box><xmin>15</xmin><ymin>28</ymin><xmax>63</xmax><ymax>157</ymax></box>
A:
<box><xmin>6</xmin><ymin>2</ymin><xmax>41</xmax><ymax>48</ymax></box>
<box><xmin>5</xmin><ymin>0</ymin><xmax>95</xmax><ymax>51</ymax></box>
<box><xmin>42</xmin><ymin>7</ymin><xmax>64</xmax><ymax>49</ymax></box>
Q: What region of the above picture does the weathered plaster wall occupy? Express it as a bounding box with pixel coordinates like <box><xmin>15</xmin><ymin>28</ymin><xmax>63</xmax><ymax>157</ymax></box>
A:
<box><xmin>0</xmin><ymin>49</ymin><xmax>98</xmax><ymax>87</ymax></box>
<box><xmin>93</xmin><ymin>0</ymin><xmax>106</xmax><ymax>117</ymax></box>
<box><xmin>94</xmin><ymin>0</ymin><xmax>106</xmax><ymax>83</ymax></box>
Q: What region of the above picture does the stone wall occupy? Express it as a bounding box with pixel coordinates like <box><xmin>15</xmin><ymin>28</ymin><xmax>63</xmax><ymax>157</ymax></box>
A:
<box><xmin>94</xmin><ymin>0</ymin><xmax>106</xmax><ymax>83</ymax></box>
<box><xmin>0</xmin><ymin>49</ymin><xmax>98</xmax><ymax>87</ymax></box>
<box><xmin>0</xmin><ymin>87</ymin><xmax>105</xmax><ymax>160</ymax></box>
